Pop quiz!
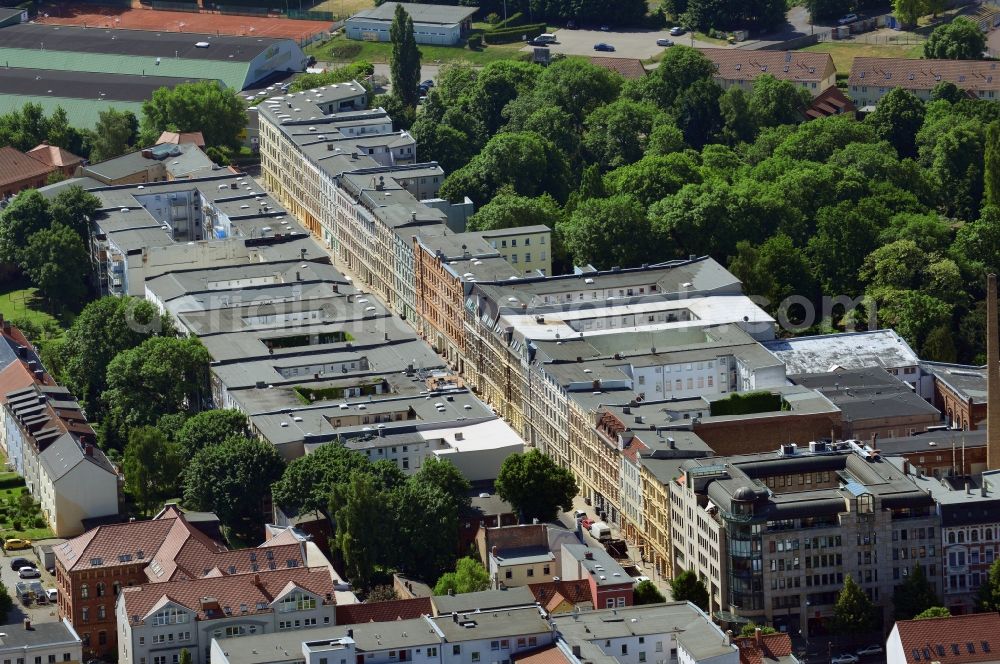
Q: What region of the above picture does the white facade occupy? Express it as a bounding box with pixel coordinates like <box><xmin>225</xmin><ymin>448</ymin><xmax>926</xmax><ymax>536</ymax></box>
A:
<box><xmin>0</xmin><ymin>619</ymin><xmax>83</xmax><ymax>664</ymax></box>
<box><xmin>39</xmin><ymin>436</ymin><xmax>120</xmax><ymax>537</ymax></box>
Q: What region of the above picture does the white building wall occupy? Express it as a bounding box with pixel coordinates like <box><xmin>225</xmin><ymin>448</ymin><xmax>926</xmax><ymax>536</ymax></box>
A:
<box><xmin>48</xmin><ymin>459</ymin><xmax>119</xmax><ymax>537</ymax></box>
<box><xmin>0</xmin><ymin>618</ymin><xmax>82</xmax><ymax>664</ymax></box>
<box><xmin>885</xmin><ymin>625</ymin><xmax>905</xmax><ymax>664</ymax></box>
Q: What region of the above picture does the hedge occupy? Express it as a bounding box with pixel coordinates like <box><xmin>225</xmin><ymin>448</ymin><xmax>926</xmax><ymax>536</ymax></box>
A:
<box><xmin>467</xmin><ymin>33</ymin><xmax>483</xmax><ymax>49</ymax></box>
<box><xmin>483</xmin><ymin>23</ymin><xmax>546</xmax><ymax>44</ymax></box>
<box><xmin>492</xmin><ymin>11</ymin><xmax>524</xmax><ymax>29</ymax></box>
<box><xmin>710</xmin><ymin>391</ymin><xmax>786</xmax><ymax>417</ymax></box>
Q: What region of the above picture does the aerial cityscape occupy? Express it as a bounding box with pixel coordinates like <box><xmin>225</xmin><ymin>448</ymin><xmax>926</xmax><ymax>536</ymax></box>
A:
<box><xmin>0</xmin><ymin>0</ymin><xmax>999</xmax><ymax>663</ymax></box>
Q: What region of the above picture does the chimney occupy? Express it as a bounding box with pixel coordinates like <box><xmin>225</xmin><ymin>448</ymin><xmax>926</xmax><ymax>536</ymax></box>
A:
<box><xmin>988</xmin><ymin>274</ymin><xmax>1000</xmax><ymax>471</ymax></box>
<box><xmin>84</xmin><ymin>444</ymin><xmax>94</xmax><ymax>457</ymax></box>
<box><xmin>572</xmin><ymin>646</ymin><xmax>582</xmax><ymax>657</ymax></box>
<box><xmin>754</xmin><ymin>627</ymin><xmax>761</xmax><ymax>646</ymax></box>
<box><xmin>252</xmin><ymin>573</ymin><xmax>261</xmax><ymax>587</ymax></box>
<box><xmin>584</xmin><ymin>551</ymin><xmax>594</xmax><ymax>560</ymax></box>
<box><xmin>348</xmin><ymin>628</ymin><xmax>354</xmax><ymax>638</ymax></box>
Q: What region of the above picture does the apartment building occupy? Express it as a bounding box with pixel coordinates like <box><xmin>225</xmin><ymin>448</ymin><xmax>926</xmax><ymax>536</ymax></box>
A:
<box><xmin>0</xmin><ymin>619</ymin><xmax>83</xmax><ymax>664</ymax></box>
<box><xmin>886</xmin><ymin>612</ymin><xmax>1000</xmax><ymax>664</ymax></box>
<box><xmin>559</xmin><ymin>545</ymin><xmax>634</xmax><ymax>610</ymax></box>
<box><xmin>0</xmin><ymin>382</ymin><xmax>119</xmax><ymax>537</ymax></box>
<box><xmin>482</xmin><ymin>524</ymin><xmax>558</xmax><ymax>589</ymax></box>
<box><xmin>698</xmin><ymin>48</ymin><xmax>837</xmax><ymax>97</ymax></box>
<box><xmin>848</xmin><ymin>57</ymin><xmax>1000</xmax><ymax>108</ymax></box>
<box><xmin>671</xmin><ymin>442</ymin><xmax>941</xmax><ymax>637</ymax></box>
<box><xmin>118</xmin><ymin>566</ymin><xmax>338</xmax><ymax>664</ymax></box>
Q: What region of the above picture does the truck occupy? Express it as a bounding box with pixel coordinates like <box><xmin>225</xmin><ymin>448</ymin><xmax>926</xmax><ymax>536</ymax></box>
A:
<box><xmin>590</xmin><ymin>521</ymin><xmax>611</xmax><ymax>541</ymax></box>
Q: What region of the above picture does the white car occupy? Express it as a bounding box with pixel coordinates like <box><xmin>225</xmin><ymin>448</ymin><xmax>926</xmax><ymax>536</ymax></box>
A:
<box><xmin>18</xmin><ymin>566</ymin><xmax>40</xmax><ymax>579</ymax></box>
<box><xmin>838</xmin><ymin>13</ymin><xmax>859</xmax><ymax>24</ymax></box>
<box><xmin>832</xmin><ymin>655</ymin><xmax>859</xmax><ymax>664</ymax></box>
<box><xmin>46</xmin><ymin>588</ymin><xmax>58</xmax><ymax>602</ymax></box>
<box><xmin>856</xmin><ymin>646</ymin><xmax>883</xmax><ymax>657</ymax></box>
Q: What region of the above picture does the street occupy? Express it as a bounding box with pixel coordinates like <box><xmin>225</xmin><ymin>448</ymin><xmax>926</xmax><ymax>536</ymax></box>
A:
<box><xmin>520</xmin><ymin>27</ymin><xmax>721</xmax><ymax>60</ymax></box>
<box><xmin>1</xmin><ymin>546</ymin><xmax>61</xmax><ymax>626</ymax></box>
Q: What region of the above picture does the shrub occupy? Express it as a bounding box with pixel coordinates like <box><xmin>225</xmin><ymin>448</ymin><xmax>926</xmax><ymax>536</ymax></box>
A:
<box><xmin>493</xmin><ymin>11</ymin><xmax>524</xmax><ymax>29</ymax></box>
<box><xmin>485</xmin><ymin>12</ymin><xmax>500</xmax><ymax>24</ymax></box>
<box><xmin>710</xmin><ymin>391</ymin><xmax>786</xmax><ymax>416</ymax></box>
<box><xmin>483</xmin><ymin>23</ymin><xmax>547</xmax><ymax>44</ymax></box>
<box><xmin>33</xmin><ymin>516</ymin><xmax>45</xmax><ymax>529</ymax></box>
<box><xmin>11</xmin><ymin>519</ymin><xmax>21</xmax><ymax>531</ymax></box>
<box><xmin>467</xmin><ymin>34</ymin><xmax>483</xmax><ymax>49</ymax></box>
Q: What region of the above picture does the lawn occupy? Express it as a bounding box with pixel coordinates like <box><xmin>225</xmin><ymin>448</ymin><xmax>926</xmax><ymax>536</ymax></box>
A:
<box><xmin>308</xmin><ymin>0</ymin><xmax>372</xmax><ymax>18</ymax></box>
<box><xmin>802</xmin><ymin>39</ymin><xmax>925</xmax><ymax>74</ymax></box>
<box><xmin>306</xmin><ymin>33</ymin><xmax>525</xmax><ymax>66</ymax></box>
<box><xmin>0</xmin><ymin>283</ymin><xmax>66</xmax><ymax>340</ymax></box>
<box><xmin>0</xmin><ymin>471</ymin><xmax>55</xmax><ymax>541</ymax></box>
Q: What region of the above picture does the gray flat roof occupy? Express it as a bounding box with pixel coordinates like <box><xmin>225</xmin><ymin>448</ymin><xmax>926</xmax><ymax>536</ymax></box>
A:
<box><xmin>0</xmin><ymin>23</ymin><xmax>283</xmax><ymax>61</ymax></box>
<box><xmin>351</xmin><ymin>2</ymin><xmax>478</xmax><ymax>25</ymax></box>
<box><xmin>431</xmin><ymin>606</ymin><xmax>551</xmax><ymax>643</ymax></box>
<box><xmin>793</xmin><ymin>368</ymin><xmax>941</xmax><ymax>423</ymax></box>
<box><xmin>0</xmin><ymin>620</ymin><xmax>79</xmax><ymax>650</ymax></box>
<box><xmin>921</xmin><ymin>362</ymin><xmax>987</xmax><ymax>404</ymax></box>
<box><xmin>763</xmin><ymin>330</ymin><xmax>920</xmax><ymax>376</ymax></box>
<box><xmin>430</xmin><ymin>587</ymin><xmax>538</xmax><ymax>615</ymax></box>
<box><xmin>0</xmin><ymin>67</ymin><xmax>203</xmax><ymax>101</ymax></box>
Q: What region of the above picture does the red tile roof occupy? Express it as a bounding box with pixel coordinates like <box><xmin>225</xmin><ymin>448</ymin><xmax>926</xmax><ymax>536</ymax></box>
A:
<box><xmin>527</xmin><ymin>580</ymin><xmax>594</xmax><ymax>610</ymax></box>
<box><xmin>587</xmin><ymin>57</ymin><xmax>647</xmax><ymax>80</ymax></box>
<box><xmin>122</xmin><ymin>566</ymin><xmax>336</xmax><ymax>622</ymax></box>
<box><xmin>0</xmin><ymin>361</ymin><xmax>39</xmax><ymax>404</ymax></box>
<box><xmin>170</xmin><ymin>539</ymin><xmax>304</xmax><ymax>582</ymax></box>
<box><xmin>848</xmin><ymin>57</ymin><xmax>1000</xmax><ymax>92</ymax></box>
<box><xmin>514</xmin><ymin>645</ymin><xmax>574</xmax><ymax>664</ymax></box>
<box><xmin>806</xmin><ymin>85</ymin><xmax>857</xmax><ymax>119</ymax></box>
<box><xmin>0</xmin><ymin>146</ymin><xmax>54</xmax><ymax>187</ymax></box>
<box><xmin>699</xmin><ymin>48</ymin><xmax>835</xmax><ymax>85</ymax></box>
<box><xmin>157</xmin><ymin>131</ymin><xmax>206</xmax><ymax>147</ymax></box>
<box><xmin>27</xmin><ymin>143</ymin><xmax>84</xmax><ymax>169</ymax></box>
<box><xmin>893</xmin><ymin>612</ymin><xmax>1000</xmax><ymax>664</ymax></box>
<box><xmin>335</xmin><ymin>597</ymin><xmax>433</xmax><ymax>624</ymax></box>
<box><xmin>733</xmin><ymin>633</ymin><xmax>794</xmax><ymax>664</ymax></box>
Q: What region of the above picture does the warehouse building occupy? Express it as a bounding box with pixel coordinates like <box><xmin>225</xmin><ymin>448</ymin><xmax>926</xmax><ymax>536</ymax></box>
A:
<box><xmin>346</xmin><ymin>2</ymin><xmax>476</xmax><ymax>45</ymax></box>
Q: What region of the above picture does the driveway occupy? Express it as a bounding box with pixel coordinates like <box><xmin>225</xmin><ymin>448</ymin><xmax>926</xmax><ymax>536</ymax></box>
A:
<box><xmin>1</xmin><ymin>548</ymin><xmax>60</xmax><ymax>626</ymax></box>
<box><xmin>521</xmin><ymin>27</ymin><xmax>723</xmax><ymax>60</ymax></box>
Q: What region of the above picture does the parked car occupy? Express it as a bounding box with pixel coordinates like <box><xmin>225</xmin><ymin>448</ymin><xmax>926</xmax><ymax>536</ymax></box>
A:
<box><xmin>420</xmin><ymin>79</ymin><xmax>434</xmax><ymax>88</ymax></box>
<box><xmin>599</xmin><ymin>24</ymin><xmax>609</xmax><ymax>31</ymax></box>
<box><xmin>18</xmin><ymin>566</ymin><xmax>41</xmax><ymax>579</ymax></box>
<box><xmin>831</xmin><ymin>655</ymin><xmax>859</xmax><ymax>664</ymax></box>
<box><xmin>46</xmin><ymin>588</ymin><xmax>58</xmax><ymax>602</ymax></box>
<box><xmin>838</xmin><ymin>13</ymin><xmax>859</xmax><ymax>24</ymax></box>
<box><xmin>656</xmin><ymin>38</ymin><xmax>674</xmax><ymax>46</ymax></box>
<box><xmin>4</xmin><ymin>538</ymin><xmax>31</xmax><ymax>551</ymax></box>
<box><xmin>526</xmin><ymin>38</ymin><xmax>550</xmax><ymax>46</ymax></box>
<box><xmin>580</xmin><ymin>517</ymin><xmax>595</xmax><ymax>530</ymax></box>
<box><xmin>566</xmin><ymin>20</ymin><xmax>576</xmax><ymax>29</ymax></box>
<box><xmin>669</xmin><ymin>26</ymin><xmax>685</xmax><ymax>36</ymax></box>
<box><xmin>9</xmin><ymin>557</ymin><xmax>32</xmax><ymax>571</ymax></box>
<box><xmin>593</xmin><ymin>42</ymin><xmax>615</xmax><ymax>52</ymax></box>
<box><xmin>573</xmin><ymin>509</ymin><xmax>587</xmax><ymax>520</ymax></box>
<box><xmin>856</xmin><ymin>646</ymin><xmax>883</xmax><ymax>657</ymax></box>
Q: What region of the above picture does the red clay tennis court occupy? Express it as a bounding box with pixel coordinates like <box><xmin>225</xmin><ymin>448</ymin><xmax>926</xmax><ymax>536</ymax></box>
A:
<box><xmin>35</xmin><ymin>3</ymin><xmax>330</xmax><ymax>40</ymax></box>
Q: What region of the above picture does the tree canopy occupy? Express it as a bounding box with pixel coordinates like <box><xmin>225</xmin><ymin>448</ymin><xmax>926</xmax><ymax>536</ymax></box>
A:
<box><xmin>924</xmin><ymin>17</ymin><xmax>987</xmax><ymax>60</ymax></box>
<box><xmin>892</xmin><ymin>563</ymin><xmax>940</xmax><ymax>620</ymax></box>
<box><xmin>390</xmin><ymin>5</ymin><xmax>421</xmax><ymax>108</ymax></box>
<box><xmin>434</xmin><ymin>557</ymin><xmax>491</xmax><ymax>595</ymax></box>
<box><xmin>834</xmin><ymin>575</ymin><xmax>876</xmax><ymax>635</ymax></box>
<box><xmin>495</xmin><ymin>449</ymin><xmax>578</xmax><ymax>522</ymax></box>
<box><xmin>141</xmin><ymin>81</ymin><xmax>246</xmax><ymax>149</ymax></box>
<box><xmin>670</xmin><ymin>570</ymin><xmax>709</xmax><ymax>611</ymax></box>
<box><xmin>634</xmin><ymin>580</ymin><xmax>666</xmax><ymax>605</ymax></box>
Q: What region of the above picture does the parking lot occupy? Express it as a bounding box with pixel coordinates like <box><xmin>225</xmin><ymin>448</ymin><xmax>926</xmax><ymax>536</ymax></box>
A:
<box><xmin>520</xmin><ymin>27</ymin><xmax>722</xmax><ymax>60</ymax></box>
<box><xmin>1</xmin><ymin>547</ymin><xmax>61</xmax><ymax>626</ymax></box>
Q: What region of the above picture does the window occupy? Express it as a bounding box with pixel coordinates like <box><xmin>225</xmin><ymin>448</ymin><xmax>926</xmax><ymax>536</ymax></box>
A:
<box><xmin>98</xmin><ymin>631</ymin><xmax>107</xmax><ymax>646</ymax></box>
<box><xmin>81</xmin><ymin>607</ymin><xmax>89</xmax><ymax>623</ymax></box>
<box><xmin>97</xmin><ymin>605</ymin><xmax>106</xmax><ymax>620</ymax></box>
<box><xmin>492</xmin><ymin>642</ymin><xmax>501</xmax><ymax>651</ymax></box>
<box><xmin>453</xmin><ymin>646</ymin><xmax>461</xmax><ymax>655</ymax></box>
<box><xmin>543</xmin><ymin>565</ymin><xmax>550</xmax><ymax>575</ymax></box>
<box><xmin>279</xmin><ymin>591</ymin><xmax>317</xmax><ymax>612</ymax></box>
<box><xmin>96</xmin><ymin>582</ymin><xmax>105</xmax><ymax>597</ymax></box>
<box><xmin>621</xmin><ymin>645</ymin><xmax>628</xmax><ymax>655</ymax></box>
<box><xmin>428</xmin><ymin>648</ymin><xmax>438</xmax><ymax>657</ymax></box>
<box><xmin>639</xmin><ymin>654</ymin><xmax>646</xmax><ymax>663</ymax></box>
<box><xmin>80</xmin><ymin>584</ymin><xmax>89</xmax><ymax>599</ymax></box>
<box><xmin>151</xmin><ymin>607</ymin><xmax>187</xmax><ymax>626</ymax></box>
<box><xmin>472</xmin><ymin>653</ymin><xmax>481</xmax><ymax>663</ymax></box>
<box><xmin>505</xmin><ymin>570</ymin><xmax>513</xmax><ymax>579</ymax></box>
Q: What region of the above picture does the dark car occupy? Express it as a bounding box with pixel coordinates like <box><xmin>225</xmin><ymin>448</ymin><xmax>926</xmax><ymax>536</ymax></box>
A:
<box><xmin>527</xmin><ymin>38</ymin><xmax>550</xmax><ymax>46</ymax></box>
<box><xmin>593</xmin><ymin>42</ymin><xmax>615</xmax><ymax>52</ymax></box>
<box><xmin>9</xmin><ymin>557</ymin><xmax>31</xmax><ymax>571</ymax></box>
<box><xmin>420</xmin><ymin>79</ymin><xmax>435</xmax><ymax>88</ymax></box>
<box><xmin>566</xmin><ymin>20</ymin><xmax>576</xmax><ymax>29</ymax></box>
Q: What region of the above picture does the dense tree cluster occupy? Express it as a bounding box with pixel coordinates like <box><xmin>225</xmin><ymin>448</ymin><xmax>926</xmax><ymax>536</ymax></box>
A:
<box><xmin>273</xmin><ymin>448</ymin><xmax>472</xmax><ymax>589</ymax></box>
<box><xmin>415</xmin><ymin>48</ymin><xmax>1000</xmax><ymax>364</ymax></box>
<box><xmin>0</xmin><ymin>103</ymin><xmax>137</xmax><ymax>163</ymax></box>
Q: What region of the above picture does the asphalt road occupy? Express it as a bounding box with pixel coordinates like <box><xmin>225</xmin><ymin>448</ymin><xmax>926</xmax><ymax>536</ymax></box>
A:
<box><xmin>520</xmin><ymin>27</ymin><xmax>720</xmax><ymax>60</ymax></box>
<box><xmin>1</xmin><ymin>548</ymin><xmax>61</xmax><ymax>626</ymax></box>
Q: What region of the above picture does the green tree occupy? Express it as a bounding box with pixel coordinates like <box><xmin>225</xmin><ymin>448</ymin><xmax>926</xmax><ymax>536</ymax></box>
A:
<box><xmin>583</xmin><ymin>99</ymin><xmax>666</xmax><ymax>171</ymax></box>
<box><xmin>976</xmin><ymin>557</ymin><xmax>1000</xmax><ymax>611</ymax></box>
<box><xmin>333</xmin><ymin>474</ymin><xmax>389</xmax><ymax>590</ymax></box>
<box><xmin>467</xmin><ymin>190</ymin><xmax>564</xmax><ymax>232</ymax></box>
<box><xmin>517</xmin><ymin>106</ymin><xmax>582</xmax><ymax>160</ymax></box>
<box><xmin>102</xmin><ymin>336</ymin><xmax>210</xmax><ymax>450</ymax></box>
<box><xmin>434</xmin><ymin>556</ymin><xmax>491</xmax><ymax>595</ymax></box>
<box><xmin>0</xmin><ymin>189</ymin><xmax>51</xmax><ymax>265</ymax></box>
<box><xmin>922</xmin><ymin>325</ymin><xmax>958</xmax><ymax>363</ymax></box>
<box><xmin>390</xmin><ymin>4</ymin><xmax>422</xmax><ymax>108</ymax></box>
<box><xmin>183</xmin><ymin>436</ymin><xmax>285</xmax><ymax>543</ymax></box>
<box><xmin>409</xmin><ymin>120</ymin><xmax>475</xmax><ymax>174</ymax></box>
<box><xmin>670</xmin><ymin>569</ymin><xmax>708</xmax><ymax>611</ymax></box>
<box><xmin>634</xmin><ymin>580</ymin><xmax>666</xmax><ymax>605</ymax></box>
<box><xmin>46</xmin><ymin>106</ymin><xmax>86</xmax><ymax>156</ymax></box>
<box><xmin>466</xmin><ymin>60</ymin><xmax>539</xmax><ymax>137</ymax></box>
<box><xmin>271</xmin><ymin>443</ymin><xmax>372</xmax><ymax>515</ymax></box>
<box><xmin>20</xmin><ymin>224</ymin><xmax>90</xmax><ymax>310</ymax></box>
<box><xmin>719</xmin><ymin>87</ymin><xmax>757</xmax><ymax>145</ymax></box>
<box><xmin>728</xmin><ymin>234</ymin><xmax>817</xmax><ymax>318</ymax></box>
<box><xmin>49</xmin><ymin>186</ymin><xmax>101</xmax><ymax>239</ymax></box>
<box><xmin>914</xmin><ymin>606</ymin><xmax>951</xmax><ymax>620</ymax></box>
<box><xmin>509</xmin><ymin>58</ymin><xmax>622</xmax><ymax>125</ymax></box>
<box><xmin>494</xmin><ymin>449</ymin><xmax>578</xmax><ymax>522</ymax></box>
<box><xmin>892</xmin><ymin>564</ymin><xmax>940</xmax><ymax>620</ymax></box>
<box><xmin>954</xmin><ymin>205</ymin><xmax>1000</xmax><ymax>274</ymax></box>
<box><xmin>175</xmin><ymin>409</ymin><xmax>248</xmax><ymax>460</ymax></box>
<box><xmin>90</xmin><ymin>108</ymin><xmax>138</xmax><ymax>163</ymax></box>
<box><xmin>410</xmin><ymin>457</ymin><xmax>471</xmax><ymax>514</ymax></box>
<box><xmin>985</xmin><ymin>122</ymin><xmax>1000</xmax><ymax>207</ymax></box>
<box><xmin>179</xmin><ymin>649</ymin><xmax>192</xmax><ymax>664</ymax></box>
<box><xmin>740</xmin><ymin>623</ymin><xmax>778</xmax><ymax>637</ymax></box>
<box><xmin>603</xmin><ymin>153</ymin><xmax>702</xmax><ymax>208</ymax></box>
<box><xmin>834</xmin><ymin>574</ymin><xmax>876</xmax><ymax>635</ymax></box>
<box><xmin>141</xmin><ymin>81</ymin><xmax>246</xmax><ymax>149</ymax></box>
<box><xmin>648</xmin><ymin>121</ymin><xmax>688</xmax><ymax>156</ymax></box>
<box><xmin>924</xmin><ymin>17</ymin><xmax>986</xmax><ymax>60</ymax></box>
<box><xmin>0</xmin><ymin>579</ymin><xmax>11</xmax><ymax>620</ymax></box>
<box><xmin>748</xmin><ymin>74</ymin><xmax>812</xmax><ymax>129</ymax></box>
<box><xmin>672</xmin><ymin>78</ymin><xmax>723</xmax><ymax>149</ymax></box>
<box><xmin>0</xmin><ymin>102</ymin><xmax>49</xmax><ymax>151</ymax></box>
<box><xmin>866</xmin><ymin>88</ymin><xmax>925</xmax><ymax>158</ymax></box>
<box><xmin>394</xmin><ymin>480</ymin><xmax>459</xmax><ymax>578</ymax></box>
<box><xmin>123</xmin><ymin>426</ymin><xmax>184</xmax><ymax>515</ymax></box>
<box><xmin>627</xmin><ymin>45</ymin><xmax>716</xmax><ymax>109</ymax></box>
<box><xmin>893</xmin><ymin>0</ymin><xmax>926</xmax><ymax>28</ymax></box>
<box><xmin>559</xmin><ymin>194</ymin><xmax>658</xmax><ymax>269</ymax></box>
<box><xmin>367</xmin><ymin>585</ymin><xmax>399</xmax><ymax>602</ymax></box>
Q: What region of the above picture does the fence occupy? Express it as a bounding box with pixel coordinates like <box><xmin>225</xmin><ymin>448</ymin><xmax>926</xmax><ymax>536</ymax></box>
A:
<box><xmin>216</xmin><ymin>4</ymin><xmax>271</xmax><ymax>16</ymax></box>
<box><xmin>151</xmin><ymin>0</ymin><xmax>200</xmax><ymax>11</ymax></box>
<box><xmin>287</xmin><ymin>8</ymin><xmax>337</xmax><ymax>20</ymax></box>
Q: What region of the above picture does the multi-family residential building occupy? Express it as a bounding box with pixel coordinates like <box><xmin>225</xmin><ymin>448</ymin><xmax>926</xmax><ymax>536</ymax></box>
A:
<box><xmin>848</xmin><ymin>57</ymin><xmax>1000</xmax><ymax>108</ymax></box>
<box><xmin>697</xmin><ymin>49</ymin><xmax>837</xmax><ymax>97</ymax></box>
<box><xmin>0</xmin><ymin>378</ymin><xmax>119</xmax><ymax>537</ymax></box>
<box><xmin>671</xmin><ymin>442</ymin><xmax>941</xmax><ymax>637</ymax></box>
<box><xmin>559</xmin><ymin>545</ymin><xmax>634</xmax><ymax>610</ymax></box>
<box><xmin>0</xmin><ymin>145</ymin><xmax>64</xmax><ymax>199</ymax></box>
<box><xmin>0</xmin><ymin>619</ymin><xmax>83</xmax><ymax>664</ymax></box>
<box><xmin>117</xmin><ymin>565</ymin><xmax>338</xmax><ymax>664</ymax></box>
<box><xmin>886</xmin><ymin>612</ymin><xmax>1000</xmax><ymax>664</ymax></box>
<box><xmin>482</xmin><ymin>524</ymin><xmax>558</xmax><ymax>589</ymax></box>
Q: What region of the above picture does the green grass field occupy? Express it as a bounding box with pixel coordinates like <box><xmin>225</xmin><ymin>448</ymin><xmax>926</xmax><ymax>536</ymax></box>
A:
<box><xmin>0</xmin><ymin>283</ymin><xmax>66</xmax><ymax>340</ymax></box>
<box><xmin>802</xmin><ymin>40</ymin><xmax>925</xmax><ymax>74</ymax></box>
<box><xmin>0</xmin><ymin>471</ymin><xmax>55</xmax><ymax>542</ymax></box>
<box><xmin>308</xmin><ymin>0</ymin><xmax>372</xmax><ymax>17</ymax></box>
<box><xmin>306</xmin><ymin>33</ymin><xmax>525</xmax><ymax>65</ymax></box>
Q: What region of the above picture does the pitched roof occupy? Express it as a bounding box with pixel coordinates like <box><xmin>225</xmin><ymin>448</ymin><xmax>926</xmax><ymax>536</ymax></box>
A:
<box><xmin>0</xmin><ymin>145</ymin><xmax>53</xmax><ymax>186</ymax></box>
<box><xmin>848</xmin><ymin>57</ymin><xmax>1000</xmax><ymax>92</ymax></box>
<box><xmin>528</xmin><ymin>580</ymin><xmax>594</xmax><ymax>610</ymax></box>
<box><xmin>892</xmin><ymin>612</ymin><xmax>1000</xmax><ymax>664</ymax></box>
<box><xmin>27</xmin><ymin>143</ymin><xmax>84</xmax><ymax>168</ymax></box>
<box><xmin>513</xmin><ymin>645</ymin><xmax>574</xmax><ymax>664</ymax></box>
<box><xmin>171</xmin><ymin>540</ymin><xmax>304</xmax><ymax>582</ymax></box>
<box><xmin>334</xmin><ymin>597</ymin><xmax>432</xmax><ymax>624</ymax></box>
<box><xmin>121</xmin><ymin>566</ymin><xmax>336</xmax><ymax>622</ymax></box>
<box><xmin>806</xmin><ymin>85</ymin><xmax>857</xmax><ymax>119</ymax></box>
<box><xmin>699</xmin><ymin>48</ymin><xmax>835</xmax><ymax>84</ymax></box>
<box><xmin>733</xmin><ymin>633</ymin><xmax>795</xmax><ymax>664</ymax></box>
<box><xmin>587</xmin><ymin>56</ymin><xmax>647</xmax><ymax>79</ymax></box>
<box><xmin>0</xmin><ymin>361</ymin><xmax>39</xmax><ymax>404</ymax></box>
<box><xmin>157</xmin><ymin>131</ymin><xmax>206</xmax><ymax>148</ymax></box>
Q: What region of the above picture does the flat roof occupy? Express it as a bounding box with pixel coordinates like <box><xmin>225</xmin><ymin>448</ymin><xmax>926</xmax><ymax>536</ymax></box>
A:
<box><xmin>431</xmin><ymin>606</ymin><xmax>551</xmax><ymax>642</ymax></box>
<box><xmin>793</xmin><ymin>368</ymin><xmax>941</xmax><ymax>423</ymax></box>
<box><xmin>762</xmin><ymin>330</ymin><xmax>921</xmax><ymax>376</ymax></box>
<box><xmin>0</xmin><ymin>67</ymin><xmax>202</xmax><ymax>102</ymax></box>
<box><xmin>0</xmin><ymin>23</ymin><xmax>284</xmax><ymax>61</ymax></box>
<box><xmin>351</xmin><ymin>2</ymin><xmax>477</xmax><ymax>25</ymax></box>
<box><xmin>921</xmin><ymin>362</ymin><xmax>987</xmax><ymax>404</ymax></box>
<box><xmin>0</xmin><ymin>620</ymin><xmax>79</xmax><ymax>649</ymax></box>
<box><xmin>0</xmin><ymin>94</ymin><xmax>144</xmax><ymax>132</ymax></box>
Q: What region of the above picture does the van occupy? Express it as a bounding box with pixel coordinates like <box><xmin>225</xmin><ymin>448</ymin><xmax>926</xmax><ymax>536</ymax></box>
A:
<box><xmin>535</xmin><ymin>33</ymin><xmax>557</xmax><ymax>44</ymax></box>
<box><xmin>573</xmin><ymin>509</ymin><xmax>587</xmax><ymax>520</ymax></box>
<box><xmin>590</xmin><ymin>521</ymin><xmax>612</xmax><ymax>541</ymax></box>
